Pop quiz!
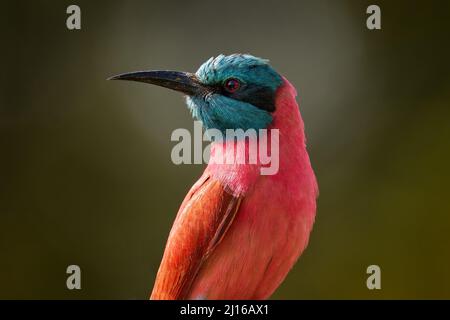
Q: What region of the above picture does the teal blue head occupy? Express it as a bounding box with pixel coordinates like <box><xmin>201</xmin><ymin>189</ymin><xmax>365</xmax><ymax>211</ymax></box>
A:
<box><xmin>109</xmin><ymin>54</ymin><xmax>283</xmax><ymax>134</ymax></box>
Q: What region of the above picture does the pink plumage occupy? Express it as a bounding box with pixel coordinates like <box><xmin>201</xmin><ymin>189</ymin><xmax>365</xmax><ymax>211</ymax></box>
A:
<box><xmin>151</xmin><ymin>79</ymin><xmax>318</xmax><ymax>299</ymax></box>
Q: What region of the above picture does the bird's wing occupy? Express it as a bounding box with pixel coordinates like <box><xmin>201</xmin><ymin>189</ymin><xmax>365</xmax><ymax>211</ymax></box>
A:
<box><xmin>150</xmin><ymin>174</ymin><xmax>243</xmax><ymax>300</ymax></box>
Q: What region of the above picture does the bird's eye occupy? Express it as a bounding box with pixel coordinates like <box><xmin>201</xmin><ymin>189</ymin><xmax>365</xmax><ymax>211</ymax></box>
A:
<box><xmin>223</xmin><ymin>78</ymin><xmax>240</xmax><ymax>93</ymax></box>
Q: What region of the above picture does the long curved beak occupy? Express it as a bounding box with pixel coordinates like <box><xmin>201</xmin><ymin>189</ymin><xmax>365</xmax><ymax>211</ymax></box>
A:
<box><xmin>108</xmin><ymin>70</ymin><xmax>205</xmax><ymax>96</ymax></box>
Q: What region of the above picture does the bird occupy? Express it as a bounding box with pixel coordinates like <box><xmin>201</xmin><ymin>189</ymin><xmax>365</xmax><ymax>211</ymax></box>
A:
<box><xmin>109</xmin><ymin>54</ymin><xmax>318</xmax><ymax>299</ymax></box>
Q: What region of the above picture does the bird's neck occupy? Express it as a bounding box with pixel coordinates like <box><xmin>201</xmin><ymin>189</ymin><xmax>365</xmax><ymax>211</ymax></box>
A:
<box><xmin>205</xmin><ymin>78</ymin><xmax>313</xmax><ymax>197</ymax></box>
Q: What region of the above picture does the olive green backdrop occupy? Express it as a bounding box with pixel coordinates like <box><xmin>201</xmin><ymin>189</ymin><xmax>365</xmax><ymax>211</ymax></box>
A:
<box><xmin>1</xmin><ymin>0</ymin><xmax>449</xmax><ymax>299</ymax></box>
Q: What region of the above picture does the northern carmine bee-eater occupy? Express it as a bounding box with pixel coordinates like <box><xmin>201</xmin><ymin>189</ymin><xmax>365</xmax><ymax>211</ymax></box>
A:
<box><xmin>109</xmin><ymin>54</ymin><xmax>318</xmax><ymax>299</ymax></box>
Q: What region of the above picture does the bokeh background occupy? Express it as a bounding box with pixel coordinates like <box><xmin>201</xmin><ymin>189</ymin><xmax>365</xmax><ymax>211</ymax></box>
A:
<box><xmin>1</xmin><ymin>0</ymin><xmax>449</xmax><ymax>299</ymax></box>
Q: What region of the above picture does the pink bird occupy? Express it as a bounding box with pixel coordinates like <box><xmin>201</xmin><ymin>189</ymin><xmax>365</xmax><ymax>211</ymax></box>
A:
<box><xmin>110</xmin><ymin>54</ymin><xmax>318</xmax><ymax>299</ymax></box>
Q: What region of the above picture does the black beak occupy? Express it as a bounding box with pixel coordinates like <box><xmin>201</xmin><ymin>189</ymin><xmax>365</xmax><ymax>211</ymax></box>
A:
<box><xmin>108</xmin><ymin>70</ymin><xmax>205</xmax><ymax>96</ymax></box>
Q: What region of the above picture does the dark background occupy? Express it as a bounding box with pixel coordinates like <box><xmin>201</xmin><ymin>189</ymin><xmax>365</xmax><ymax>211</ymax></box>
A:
<box><xmin>1</xmin><ymin>0</ymin><xmax>449</xmax><ymax>299</ymax></box>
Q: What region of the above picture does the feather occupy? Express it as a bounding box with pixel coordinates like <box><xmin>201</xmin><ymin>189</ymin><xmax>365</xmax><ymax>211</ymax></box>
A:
<box><xmin>150</xmin><ymin>174</ymin><xmax>243</xmax><ymax>299</ymax></box>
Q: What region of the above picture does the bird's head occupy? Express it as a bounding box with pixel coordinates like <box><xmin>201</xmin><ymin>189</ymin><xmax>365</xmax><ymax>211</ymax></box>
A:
<box><xmin>109</xmin><ymin>54</ymin><xmax>283</xmax><ymax>134</ymax></box>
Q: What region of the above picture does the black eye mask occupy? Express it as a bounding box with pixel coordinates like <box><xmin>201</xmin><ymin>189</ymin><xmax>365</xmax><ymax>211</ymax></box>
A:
<box><xmin>211</xmin><ymin>83</ymin><xmax>277</xmax><ymax>112</ymax></box>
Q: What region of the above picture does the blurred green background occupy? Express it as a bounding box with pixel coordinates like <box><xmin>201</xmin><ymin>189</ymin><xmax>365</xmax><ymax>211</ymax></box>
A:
<box><xmin>1</xmin><ymin>0</ymin><xmax>450</xmax><ymax>299</ymax></box>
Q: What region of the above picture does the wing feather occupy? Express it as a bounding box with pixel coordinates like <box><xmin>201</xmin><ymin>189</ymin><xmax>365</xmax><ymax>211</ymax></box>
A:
<box><xmin>150</xmin><ymin>174</ymin><xmax>242</xmax><ymax>299</ymax></box>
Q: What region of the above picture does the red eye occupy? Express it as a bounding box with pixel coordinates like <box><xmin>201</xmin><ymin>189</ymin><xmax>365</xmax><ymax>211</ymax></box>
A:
<box><xmin>224</xmin><ymin>78</ymin><xmax>240</xmax><ymax>93</ymax></box>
